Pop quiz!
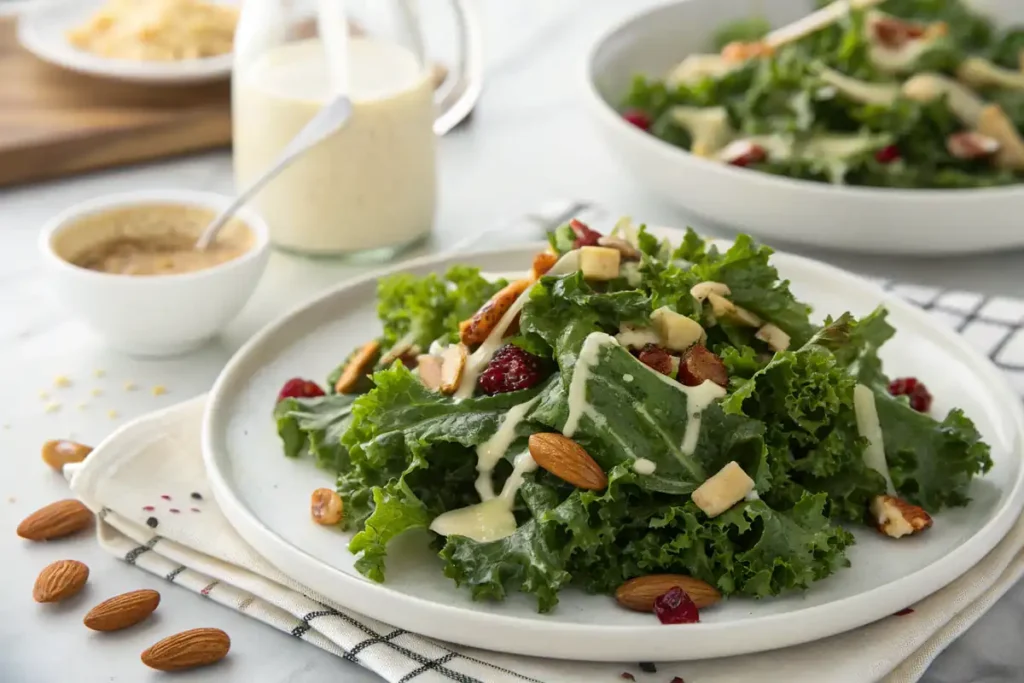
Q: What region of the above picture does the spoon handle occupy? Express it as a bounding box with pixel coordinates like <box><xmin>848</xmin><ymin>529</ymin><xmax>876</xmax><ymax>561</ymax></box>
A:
<box><xmin>195</xmin><ymin>95</ymin><xmax>354</xmax><ymax>250</ymax></box>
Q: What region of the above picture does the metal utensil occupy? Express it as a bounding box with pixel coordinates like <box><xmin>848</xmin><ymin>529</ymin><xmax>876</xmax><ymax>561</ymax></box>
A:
<box><xmin>193</xmin><ymin>94</ymin><xmax>354</xmax><ymax>251</ymax></box>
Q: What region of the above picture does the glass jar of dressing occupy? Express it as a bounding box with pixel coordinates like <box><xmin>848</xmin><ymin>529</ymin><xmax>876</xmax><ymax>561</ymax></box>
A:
<box><xmin>232</xmin><ymin>0</ymin><xmax>481</xmax><ymax>258</ymax></box>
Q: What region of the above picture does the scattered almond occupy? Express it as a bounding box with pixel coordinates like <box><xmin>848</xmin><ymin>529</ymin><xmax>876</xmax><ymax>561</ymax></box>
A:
<box><xmin>597</xmin><ymin>236</ymin><xmax>641</xmax><ymax>261</ymax></box>
<box><xmin>84</xmin><ymin>589</ymin><xmax>160</xmax><ymax>631</ymax></box>
<box><xmin>459</xmin><ymin>278</ymin><xmax>533</xmax><ymax>346</ymax></box>
<box><xmin>530</xmin><ymin>251</ymin><xmax>559</xmax><ymax>279</ymax></box>
<box><xmin>416</xmin><ymin>354</ymin><xmax>443</xmax><ymax>391</ymax></box>
<box><xmin>334</xmin><ymin>340</ymin><xmax>381</xmax><ymax>394</ymax></box>
<box><xmin>977</xmin><ymin>104</ymin><xmax>1024</xmax><ymax>170</ymax></box>
<box><xmin>439</xmin><ymin>344</ymin><xmax>468</xmax><ymax>395</ymax></box>
<box><xmin>755</xmin><ymin>323</ymin><xmax>791</xmax><ymax>352</ymax></box>
<box><xmin>706</xmin><ymin>292</ymin><xmax>761</xmax><ymax>327</ymax></box>
<box><xmin>41</xmin><ymin>439</ymin><xmax>93</xmax><ymax>471</ymax></box>
<box><xmin>141</xmin><ymin>628</ymin><xmax>231</xmax><ymax>671</ymax></box>
<box><xmin>380</xmin><ymin>340</ymin><xmax>419</xmax><ymax>367</ymax></box>
<box><xmin>17</xmin><ymin>499</ymin><xmax>93</xmax><ymax>541</ymax></box>
<box><xmin>690</xmin><ymin>281</ymin><xmax>731</xmax><ymax>303</ymax></box>
<box><xmin>311</xmin><ymin>488</ymin><xmax>344</xmax><ymax>525</ymax></box>
<box><xmin>871</xmin><ymin>494</ymin><xmax>932</xmax><ymax>539</ymax></box>
<box><xmin>528</xmin><ymin>433</ymin><xmax>607</xmax><ymax>490</ymax></box>
<box><xmin>615</xmin><ymin>574</ymin><xmax>721</xmax><ymax>612</ymax></box>
<box><xmin>33</xmin><ymin>559</ymin><xmax>89</xmax><ymax>603</ymax></box>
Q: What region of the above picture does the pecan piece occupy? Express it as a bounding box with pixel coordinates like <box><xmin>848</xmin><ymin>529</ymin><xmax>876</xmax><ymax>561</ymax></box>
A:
<box><xmin>871</xmin><ymin>495</ymin><xmax>932</xmax><ymax>539</ymax></box>
<box><xmin>637</xmin><ymin>344</ymin><xmax>675</xmax><ymax>376</ymax></box>
<box><xmin>678</xmin><ymin>344</ymin><xmax>728</xmax><ymax>388</ymax></box>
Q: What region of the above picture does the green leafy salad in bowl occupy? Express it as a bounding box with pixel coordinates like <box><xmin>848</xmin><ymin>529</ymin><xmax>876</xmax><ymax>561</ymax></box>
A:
<box><xmin>273</xmin><ymin>218</ymin><xmax>993</xmax><ymax>621</ymax></box>
<box><xmin>622</xmin><ymin>0</ymin><xmax>1024</xmax><ymax>189</ymax></box>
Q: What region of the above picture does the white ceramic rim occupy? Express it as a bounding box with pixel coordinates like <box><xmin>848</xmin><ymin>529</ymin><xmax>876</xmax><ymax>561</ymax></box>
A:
<box><xmin>16</xmin><ymin>1</ymin><xmax>233</xmax><ymax>84</ymax></box>
<box><xmin>37</xmin><ymin>189</ymin><xmax>270</xmax><ymax>284</ymax></box>
<box><xmin>582</xmin><ymin>0</ymin><xmax>1024</xmax><ymax>201</ymax></box>
<box><xmin>200</xmin><ymin>241</ymin><xmax>1024</xmax><ymax>661</ymax></box>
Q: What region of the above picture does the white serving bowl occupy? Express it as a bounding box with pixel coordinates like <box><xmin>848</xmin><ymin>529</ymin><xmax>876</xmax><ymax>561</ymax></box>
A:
<box><xmin>39</xmin><ymin>190</ymin><xmax>270</xmax><ymax>357</ymax></box>
<box><xmin>585</xmin><ymin>0</ymin><xmax>1024</xmax><ymax>255</ymax></box>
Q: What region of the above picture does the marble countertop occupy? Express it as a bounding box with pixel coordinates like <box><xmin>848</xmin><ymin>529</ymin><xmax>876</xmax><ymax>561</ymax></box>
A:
<box><xmin>2</xmin><ymin>1</ymin><xmax>1023</xmax><ymax>681</ymax></box>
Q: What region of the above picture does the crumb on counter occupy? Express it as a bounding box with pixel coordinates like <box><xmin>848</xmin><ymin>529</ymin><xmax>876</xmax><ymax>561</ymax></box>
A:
<box><xmin>124</xmin><ymin>381</ymin><xmax>137</xmax><ymax>391</ymax></box>
<box><xmin>54</xmin><ymin>375</ymin><xmax>72</xmax><ymax>388</ymax></box>
<box><xmin>152</xmin><ymin>385</ymin><xmax>168</xmax><ymax>396</ymax></box>
<box><xmin>90</xmin><ymin>388</ymin><xmax>103</xmax><ymax>397</ymax></box>
<box><xmin>38</xmin><ymin>390</ymin><xmax>50</xmax><ymax>400</ymax></box>
<box><xmin>7</xmin><ymin>496</ymin><xmax>15</xmax><ymax>503</ymax></box>
<box><xmin>2</xmin><ymin>423</ymin><xmax>9</xmax><ymax>430</ymax></box>
<box><xmin>94</xmin><ymin>369</ymin><xmax>106</xmax><ymax>378</ymax></box>
<box><xmin>44</xmin><ymin>402</ymin><xmax>62</xmax><ymax>413</ymax></box>
<box><xmin>77</xmin><ymin>402</ymin><xmax>89</xmax><ymax>411</ymax></box>
<box><xmin>107</xmin><ymin>409</ymin><xmax>119</xmax><ymax>419</ymax></box>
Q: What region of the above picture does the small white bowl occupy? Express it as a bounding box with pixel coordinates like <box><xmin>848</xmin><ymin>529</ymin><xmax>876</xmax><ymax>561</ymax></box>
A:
<box><xmin>39</xmin><ymin>190</ymin><xmax>270</xmax><ymax>357</ymax></box>
<box><xmin>585</xmin><ymin>0</ymin><xmax>1024</xmax><ymax>255</ymax></box>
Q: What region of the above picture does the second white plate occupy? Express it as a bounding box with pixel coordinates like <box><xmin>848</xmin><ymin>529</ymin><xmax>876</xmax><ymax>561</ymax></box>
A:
<box><xmin>18</xmin><ymin>0</ymin><xmax>234</xmax><ymax>85</ymax></box>
<box><xmin>202</xmin><ymin>232</ymin><xmax>1024</xmax><ymax>662</ymax></box>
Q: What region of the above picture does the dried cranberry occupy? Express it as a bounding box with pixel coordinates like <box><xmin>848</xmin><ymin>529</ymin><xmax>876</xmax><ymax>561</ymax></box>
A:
<box><xmin>671</xmin><ymin>678</ymin><xmax>686</xmax><ymax>683</ymax></box>
<box><xmin>637</xmin><ymin>344</ymin><xmax>675</xmax><ymax>376</ymax></box>
<box><xmin>894</xmin><ymin>607</ymin><xmax>915</xmax><ymax>616</ymax></box>
<box><xmin>619</xmin><ymin>674</ymin><xmax>636</xmax><ymax>681</ymax></box>
<box><xmin>875</xmin><ymin>145</ymin><xmax>901</xmax><ymax>164</ymax></box>
<box><xmin>888</xmin><ymin>377</ymin><xmax>932</xmax><ymax>413</ymax></box>
<box><xmin>720</xmin><ymin>140</ymin><xmax>767</xmax><ymax>167</ymax></box>
<box><xmin>622</xmin><ymin>109</ymin><xmax>651</xmax><ymax>131</ymax></box>
<box><xmin>479</xmin><ymin>345</ymin><xmax>547</xmax><ymax>395</ymax></box>
<box><xmin>678</xmin><ymin>345</ymin><xmax>728</xmax><ymax>388</ymax></box>
<box><xmin>947</xmin><ymin>132</ymin><xmax>1000</xmax><ymax>160</ymax></box>
<box><xmin>277</xmin><ymin>377</ymin><xmax>325</xmax><ymax>402</ymax></box>
<box><xmin>872</xmin><ymin>17</ymin><xmax>925</xmax><ymax>48</ymax></box>
<box><xmin>653</xmin><ymin>586</ymin><xmax>699</xmax><ymax>624</ymax></box>
<box><xmin>569</xmin><ymin>218</ymin><xmax>602</xmax><ymax>248</ymax></box>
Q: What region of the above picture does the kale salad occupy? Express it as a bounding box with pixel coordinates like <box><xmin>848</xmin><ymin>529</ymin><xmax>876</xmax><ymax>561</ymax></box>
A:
<box><xmin>622</xmin><ymin>0</ymin><xmax>1024</xmax><ymax>189</ymax></box>
<box><xmin>275</xmin><ymin>219</ymin><xmax>992</xmax><ymax>620</ymax></box>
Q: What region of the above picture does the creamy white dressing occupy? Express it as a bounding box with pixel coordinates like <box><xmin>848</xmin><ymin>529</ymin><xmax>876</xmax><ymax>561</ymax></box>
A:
<box><xmin>670</xmin><ymin>106</ymin><xmax>734</xmax><ymax>156</ymax></box>
<box><xmin>679</xmin><ymin>380</ymin><xmax>728</xmax><ymax>455</ymax></box>
<box><xmin>632</xmin><ymin>457</ymin><xmax>657</xmax><ymax>475</ymax></box>
<box><xmin>563</xmin><ymin>332</ymin><xmax>617</xmax><ymax>437</ymax></box>
<box><xmin>500</xmin><ymin>450</ymin><xmax>539</xmax><ymax>503</ymax></box>
<box><xmin>853</xmin><ymin>383</ymin><xmax>895</xmax><ymax>494</ymax></box>
<box><xmin>622</xmin><ymin>374</ymin><xmax>634</xmax><ymax>383</ymax></box>
<box><xmin>621</xmin><ymin>261</ymin><xmax>643</xmax><ymax>287</ymax></box>
<box><xmin>615</xmin><ymin>324</ymin><xmax>661</xmax><ymax>349</ymax></box>
<box><xmin>745</xmin><ymin>489</ymin><xmax>760</xmax><ymax>502</ymax></box>
<box><xmin>474</xmin><ymin>396</ymin><xmax>541</xmax><ymax>500</ymax></box>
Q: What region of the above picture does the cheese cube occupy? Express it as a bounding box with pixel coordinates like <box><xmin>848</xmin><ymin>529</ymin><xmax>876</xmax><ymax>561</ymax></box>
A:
<box><xmin>579</xmin><ymin>246</ymin><xmax>621</xmax><ymax>281</ymax></box>
<box><xmin>651</xmin><ymin>306</ymin><xmax>705</xmax><ymax>351</ymax></box>
<box><xmin>692</xmin><ymin>461</ymin><xmax>754</xmax><ymax>518</ymax></box>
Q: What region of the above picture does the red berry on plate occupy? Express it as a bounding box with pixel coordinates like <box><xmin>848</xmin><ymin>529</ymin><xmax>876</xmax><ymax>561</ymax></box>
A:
<box><xmin>875</xmin><ymin>145</ymin><xmax>901</xmax><ymax>164</ymax></box>
<box><xmin>277</xmin><ymin>377</ymin><xmax>325</xmax><ymax>402</ymax></box>
<box><xmin>569</xmin><ymin>218</ymin><xmax>602</xmax><ymax>249</ymax></box>
<box><xmin>478</xmin><ymin>345</ymin><xmax>547</xmax><ymax>395</ymax></box>
<box><xmin>622</xmin><ymin>109</ymin><xmax>651</xmax><ymax>131</ymax></box>
<box><xmin>888</xmin><ymin>377</ymin><xmax>932</xmax><ymax>413</ymax></box>
<box><xmin>653</xmin><ymin>586</ymin><xmax>699</xmax><ymax>624</ymax></box>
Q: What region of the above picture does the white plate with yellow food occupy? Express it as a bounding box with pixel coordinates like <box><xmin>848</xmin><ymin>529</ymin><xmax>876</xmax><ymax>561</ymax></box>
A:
<box><xmin>18</xmin><ymin>0</ymin><xmax>237</xmax><ymax>84</ymax></box>
<box><xmin>201</xmin><ymin>220</ymin><xmax>1024</xmax><ymax>661</ymax></box>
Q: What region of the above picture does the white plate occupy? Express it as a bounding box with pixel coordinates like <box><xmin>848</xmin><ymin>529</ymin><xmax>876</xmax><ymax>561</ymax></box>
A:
<box><xmin>17</xmin><ymin>0</ymin><xmax>234</xmax><ymax>85</ymax></box>
<box><xmin>585</xmin><ymin>0</ymin><xmax>1024</xmax><ymax>255</ymax></box>
<box><xmin>202</xmin><ymin>232</ymin><xmax>1024</xmax><ymax>662</ymax></box>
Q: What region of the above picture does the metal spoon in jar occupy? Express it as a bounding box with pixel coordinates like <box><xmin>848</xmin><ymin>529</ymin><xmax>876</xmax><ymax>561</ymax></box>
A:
<box><xmin>193</xmin><ymin>94</ymin><xmax>353</xmax><ymax>251</ymax></box>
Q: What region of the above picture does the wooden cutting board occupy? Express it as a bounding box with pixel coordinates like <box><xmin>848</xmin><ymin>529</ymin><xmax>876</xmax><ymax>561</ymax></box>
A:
<box><xmin>0</xmin><ymin>17</ymin><xmax>231</xmax><ymax>187</ymax></box>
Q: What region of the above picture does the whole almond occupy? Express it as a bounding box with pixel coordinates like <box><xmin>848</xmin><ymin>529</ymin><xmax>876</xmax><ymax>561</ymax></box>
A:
<box><xmin>33</xmin><ymin>559</ymin><xmax>89</xmax><ymax>603</ymax></box>
<box><xmin>528</xmin><ymin>433</ymin><xmax>607</xmax><ymax>490</ymax></box>
<box><xmin>84</xmin><ymin>589</ymin><xmax>160</xmax><ymax>631</ymax></box>
<box><xmin>142</xmin><ymin>628</ymin><xmax>231</xmax><ymax>671</ymax></box>
<box><xmin>17</xmin><ymin>499</ymin><xmax>93</xmax><ymax>541</ymax></box>
<box><xmin>615</xmin><ymin>574</ymin><xmax>721</xmax><ymax>612</ymax></box>
<box><xmin>41</xmin><ymin>439</ymin><xmax>93</xmax><ymax>471</ymax></box>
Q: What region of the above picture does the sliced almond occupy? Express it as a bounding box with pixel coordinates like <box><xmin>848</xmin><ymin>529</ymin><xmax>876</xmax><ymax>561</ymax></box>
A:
<box><xmin>706</xmin><ymin>292</ymin><xmax>761</xmax><ymax>327</ymax></box>
<box><xmin>528</xmin><ymin>433</ymin><xmax>607</xmax><ymax>490</ymax></box>
<box><xmin>141</xmin><ymin>628</ymin><xmax>231</xmax><ymax>671</ymax></box>
<box><xmin>459</xmin><ymin>278</ymin><xmax>533</xmax><ymax>346</ymax></box>
<box><xmin>310</xmin><ymin>488</ymin><xmax>344</xmax><ymax>525</ymax></box>
<box><xmin>755</xmin><ymin>323</ymin><xmax>791</xmax><ymax>352</ymax></box>
<box><xmin>17</xmin><ymin>499</ymin><xmax>93</xmax><ymax>541</ymax></box>
<box><xmin>690</xmin><ymin>281</ymin><xmax>731</xmax><ymax>303</ymax></box>
<box><xmin>615</xmin><ymin>574</ymin><xmax>721</xmax><ymax>611</ymax></box>
<box><xmin>334</xmin><ymin>340</ymin><xmax>381</xmax><ymax>394</ymax></box>
<box><xmin>380</xmin><ymin>340</ymin><xmax>420</xmax><ymax>367</ymax></box>
<box><xmin>976</xmin><ymin>104</ymin><xmax>1024</xmax><ymax>171</ymax></box>
<box><xmin>597</xmin><ymin>236</ymin><xmax>641</xmax><ymax>261</ymax></box>
<box><xmin>439</xmin><ymin>343</ymin><xmax>468</xmax><ymax>395</ymax></box>
<box><xmin>84</xmin><ymin>589</ymin><xmax>161</xmax><ymax>631</ymax></box>
<box><xmin>41</xmin><ymin>439</ymin><xmax>93</xmax><ymax>471</ymax></box>
<box><xmin>417</xmin><ymin>354</ymin><xmax>443</xmax><ymax>391</ymax></box>
<box><xmin>33</xmin><ymin>559</ymin><xmax>89</xmax><ymax>603</ymax></box>
<box><xmin>692</xmin><ymin>461</ymin><xmax>754</xmax><ymax>518</ymax></box>
<box><xmin>530</xmin><ymin>251</ymin><xmax>559</xmax><ymax>279</ymax></box>
<box><xmin>870</xmin><ymin>494</ymin><xmax>932</xmax><ymax>539</ymax></box>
